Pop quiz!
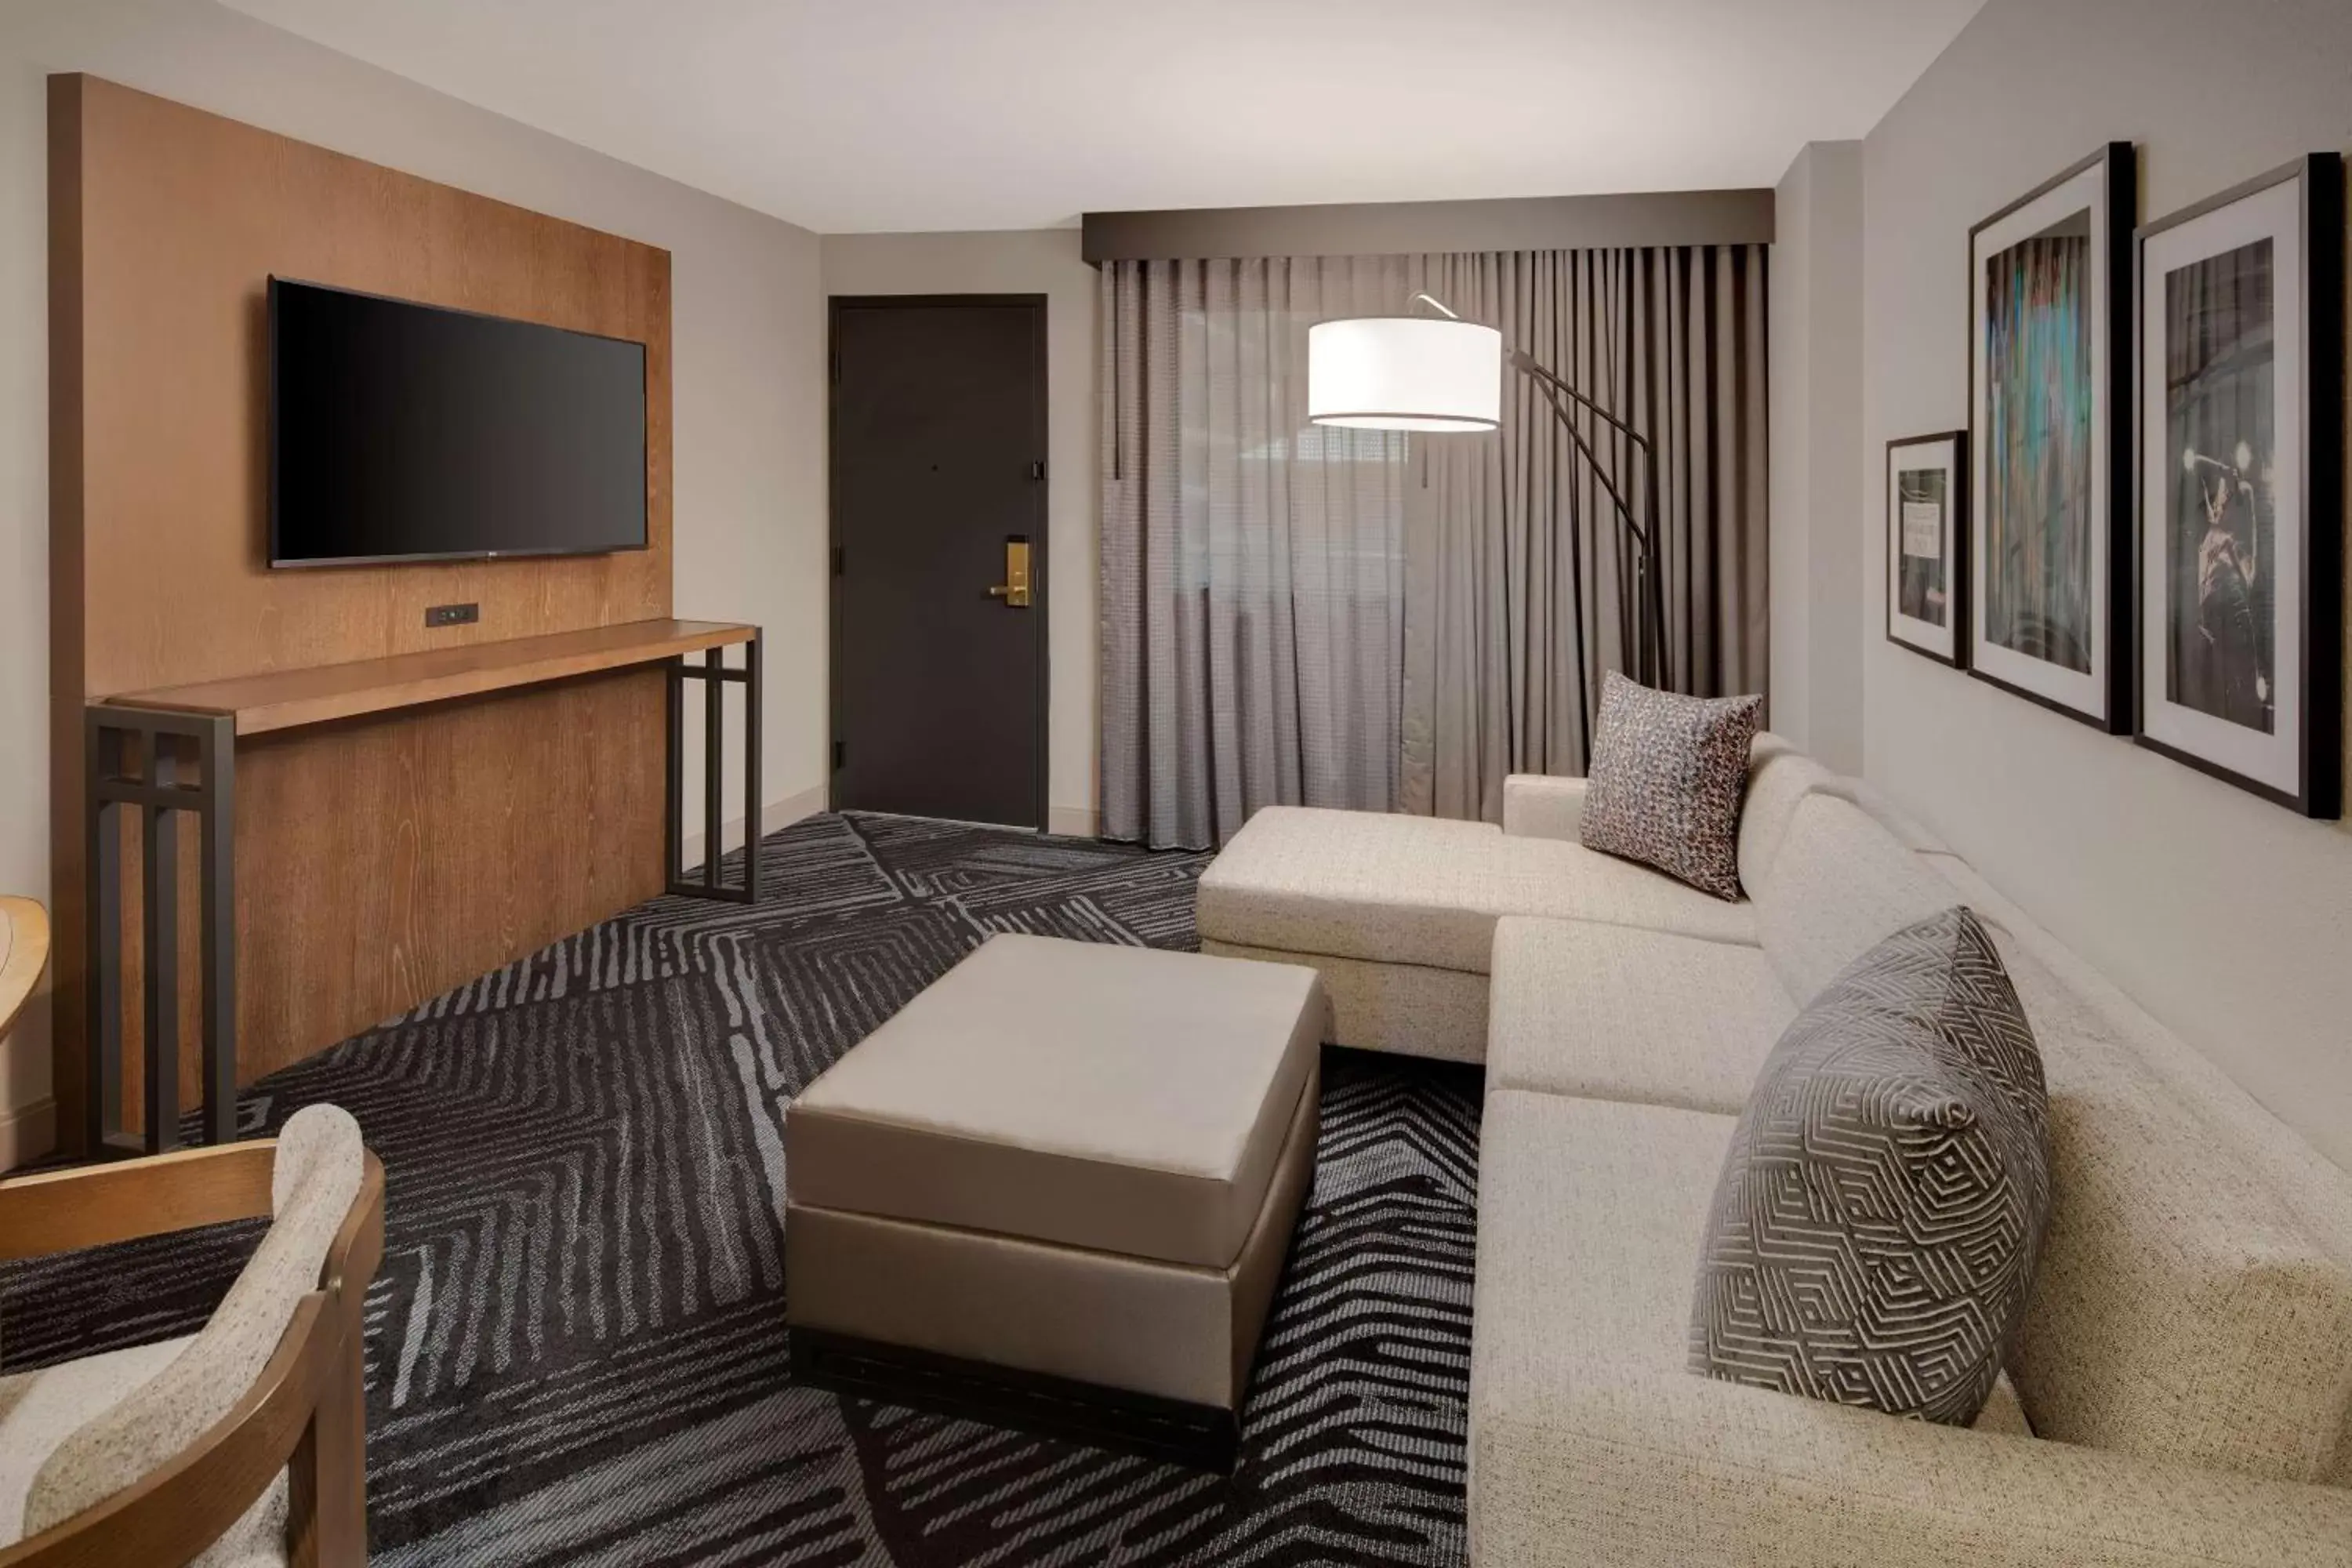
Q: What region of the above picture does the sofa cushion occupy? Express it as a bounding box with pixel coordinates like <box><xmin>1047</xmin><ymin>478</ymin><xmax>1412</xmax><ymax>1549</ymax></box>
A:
<box><xmin>1917</xmin><ymin>833</ymin><xmax>2352</xmax><ymax>1486</ymax></box>
<box><xmin>1820</xmin><ymin>774</ymin><xmax>1951</xmax><ymax>854</ymax></box>
<box><xmin>1984</xmin><ymin>935</ymin><xmax>2352</xmax><ymax>1485</ymax></box>
<box><xmin>1691</xmin><ymin>908</ymin><xmax>2049</xmax><ymax>1426</ymax></box>
<box><xmin>1473</xmin><ymin>1088</ymin><xmax>2042</xmax><ymax>1435</ymax></box>
<box><xmin>1477</xmin><ymin>1091</ymin><xmax>1740</xmax><ymax>1387</ymax></box>
<box><xmin>1752</xmin><ymin>793</ymin><xmax>1958</xmax><ymax>1007</ymax></box>
<box><xmin>1196</xmin><ymin>805</ymin><xmax>1755</xmax><ymax>975</ymax></box>
<box><xmin>1501</xmin><ymin>774</ymin><xmax>1587</xmax><ymax>841</ymax></box>
<box><xmin>1933</xmin><ymin>855</ymin><xmax>2352</xmax><ymax>1280</ymax></box>
<box><xmin>1732</xmin><ymin>743</ymin><xmax>1836</xmax><ymax>902</ymax></box>
<box><xmin>1470</xmin><ymin>1087</ymin><xmax>2352</xmax><ymax>1568</ymax></box>
<box><xmin>1487</xmin><ymin>917</ymin><xmax>1795</xmax><ymax>1112</ymax></box>
<box><xmin>789</xmin><ymin>935</ymin><xmax>1325</xmax><ymax>1269</ymax></box>
<box><xmin>1579</xmin><ymin>673</ymin><xmax>1762</xmax><ymax>900</ymax></box>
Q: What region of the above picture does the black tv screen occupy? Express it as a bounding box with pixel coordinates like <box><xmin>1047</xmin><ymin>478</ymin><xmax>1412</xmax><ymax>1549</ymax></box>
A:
<box><xmin>269</xmin><ymin>278</ymin><xmax>648</xmax><ymax>567</ymax></box>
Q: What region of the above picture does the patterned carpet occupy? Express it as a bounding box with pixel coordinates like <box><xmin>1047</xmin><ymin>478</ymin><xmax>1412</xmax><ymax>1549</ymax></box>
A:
<box><xmin>1</xmin><ymin>813</ymin><xmax>1482</xmax><ymax>1566</ymax></box>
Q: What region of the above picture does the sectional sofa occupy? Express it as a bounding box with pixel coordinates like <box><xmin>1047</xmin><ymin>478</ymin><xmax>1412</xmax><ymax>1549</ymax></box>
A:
<box><xmin>1197</xmin><ymin>737</ymin><xmax>2352</xmax><ymax>1566</ymax></box>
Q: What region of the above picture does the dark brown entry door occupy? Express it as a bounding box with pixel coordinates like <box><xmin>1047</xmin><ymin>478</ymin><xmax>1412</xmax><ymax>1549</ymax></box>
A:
<box><xmin>830</xmin><ymin>296</ymin><xmax>1047</xmax><ymax>828</ymax></box>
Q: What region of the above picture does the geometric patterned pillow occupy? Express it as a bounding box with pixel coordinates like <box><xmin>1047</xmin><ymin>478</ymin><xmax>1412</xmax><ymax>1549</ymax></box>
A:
<box><xmin>1578</xmin><ymin>672</ymin><xmax>1763</xmax><ymax>900</ymax></box>
<box><xmin>1690</xmin><ymin>906</ymin><xmax>2051</xmax><ymax>1425</ymax></box>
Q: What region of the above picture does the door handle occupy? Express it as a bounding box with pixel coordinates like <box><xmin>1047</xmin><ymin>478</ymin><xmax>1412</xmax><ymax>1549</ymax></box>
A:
<box><xmin>987</xmin><ymin>538</ymin><xmax>1033</xmax><ymax>608</ymax></box>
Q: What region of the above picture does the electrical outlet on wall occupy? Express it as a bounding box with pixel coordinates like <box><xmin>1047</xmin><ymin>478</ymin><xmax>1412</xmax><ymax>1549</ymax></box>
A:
<box><xmin>426</xmin><ymin>602</ymin><xmax>480</xmax><ymax>628</ymax></box>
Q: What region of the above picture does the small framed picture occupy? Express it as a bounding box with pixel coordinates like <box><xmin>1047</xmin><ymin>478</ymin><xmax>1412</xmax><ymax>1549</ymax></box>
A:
<box><xmin>2134</xmin><ymin>153</ymin><xmax>2343</xmax><ymax>815</ymax></box>
<box><xmin>1968</xmin><ymin>143</ymin><xmax>2136</xmax><ymax>730</ymax></box>
<box><xmin>1886</xmin><ymin>431</ymin><xmax>1969</xmax><ymax>665</ymax></box>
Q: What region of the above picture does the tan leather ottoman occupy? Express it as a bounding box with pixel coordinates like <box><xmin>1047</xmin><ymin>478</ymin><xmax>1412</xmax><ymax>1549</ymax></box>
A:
<box><xmin>785</xmin><ymin>932</ymin><xmax>1327</xmax><ymax>1466</ymax></box>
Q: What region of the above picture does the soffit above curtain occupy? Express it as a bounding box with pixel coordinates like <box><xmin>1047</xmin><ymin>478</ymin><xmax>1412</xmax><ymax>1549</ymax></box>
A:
<box><xmin>1081</xmin><ymin>189</ymin><xmax>1775</xmax><ymax>265</ymax></box>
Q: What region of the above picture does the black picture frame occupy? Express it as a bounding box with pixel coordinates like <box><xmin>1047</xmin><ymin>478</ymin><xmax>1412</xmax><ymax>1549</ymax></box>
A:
<box><xmin>1885</xmin><ymin>430</ymin><xmax>1970</xmax><ymax>666</ymax></box>
<box><xmin>2131</xmin><ymin>153</ymin><xmax>2343</xmax><ymax>817</ymax></box>
<box><xmin>1965</xmin><ymin>142</ymin><xmax>2137</xmax><ymax>732</ymax></box>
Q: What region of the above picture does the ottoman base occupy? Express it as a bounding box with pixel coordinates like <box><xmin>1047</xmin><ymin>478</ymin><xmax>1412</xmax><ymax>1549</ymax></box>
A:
<box><xmin>792</xmin><ymin>1328</ymin><xmax>1240</xmax><ymax>1470</ymax></box>
<box><xmin>786</xmin><ymin>1066</ymin><xmax>1317</xmax><ymax>1469</ymax></box>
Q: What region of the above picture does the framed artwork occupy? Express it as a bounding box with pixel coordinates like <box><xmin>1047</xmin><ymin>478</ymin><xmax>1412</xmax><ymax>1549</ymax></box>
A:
<box><xmin>2134</xmin><ymin>153</ymin><xmax>2343</xmax><ymax>815</ymax></box>
<box><xmin>1968</xmin><ymin>143</ymin><xmax>2136</xmax><ymax>731</ymax></box>
<box><xmin>1886</xmin><ymin>430</ymin><xmax>1969</xmax><ymax>665</ymax></box>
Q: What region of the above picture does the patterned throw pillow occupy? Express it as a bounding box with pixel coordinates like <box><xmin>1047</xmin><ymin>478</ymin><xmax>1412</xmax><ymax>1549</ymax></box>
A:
<box><xmin>1578</xmin><ymin>672</ymin><xmax>1763</xmax><ymax>899</ymax></box>
<box><xmin>1690</xmin><ymin>906</ymin><xmax>2050</xmax><ymax>1425</ymax></box>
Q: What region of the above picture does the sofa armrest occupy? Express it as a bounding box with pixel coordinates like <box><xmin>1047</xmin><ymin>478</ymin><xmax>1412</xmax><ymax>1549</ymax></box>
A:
<box><xmin>1502</xmin><ymin>775</ymin><xmax>1586</xmax><ymax>841</ymax></box>
<box><xmin>1472</xmin><ymin>1368</ymin><xmax>2352</xmax><ymax>1568</ymax></box>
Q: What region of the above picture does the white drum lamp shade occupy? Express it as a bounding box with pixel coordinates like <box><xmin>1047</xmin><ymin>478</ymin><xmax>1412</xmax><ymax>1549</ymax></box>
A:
<box><xmin>1308</xmin><ymin>317</ymin><xmax>1503</xmax><ymax>431</ymax></box>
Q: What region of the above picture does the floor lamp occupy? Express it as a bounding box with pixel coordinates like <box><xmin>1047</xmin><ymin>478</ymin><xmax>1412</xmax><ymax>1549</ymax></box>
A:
<box><xmin>1306</xmin><ymin>293</ymin><xmax>1668</xmax><ymax>690</ymax></box>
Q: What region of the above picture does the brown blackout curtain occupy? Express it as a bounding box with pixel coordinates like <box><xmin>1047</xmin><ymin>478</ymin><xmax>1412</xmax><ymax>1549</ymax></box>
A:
<box><xmin>1402</xmin><ymin>246</ymin><xmax>1770</xmax><ymax>823</ymax></box>
<box><xmin>1099</xmin><ymin>246</ymin><xmax>1768</xmax><ymax>847</ymax></box>
<box><xmin>1098</xmin><ymin>258</ymin><xmax>1411</xmax><ymax>850</ymax></box>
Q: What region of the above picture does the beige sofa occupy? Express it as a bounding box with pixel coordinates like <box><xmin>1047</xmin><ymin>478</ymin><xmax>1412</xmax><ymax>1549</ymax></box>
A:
<box><xmin>1197</xmin><ymin>739</ymin><xmax>2352</xmax><ymax>1566</ymax></box>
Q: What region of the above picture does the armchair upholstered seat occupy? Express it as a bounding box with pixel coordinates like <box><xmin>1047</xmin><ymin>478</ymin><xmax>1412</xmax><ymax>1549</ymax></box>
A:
<box><xmin>0</xmin><ymin>1105</ymin><xmax>384</xmax><ymax>1568</ymax></box>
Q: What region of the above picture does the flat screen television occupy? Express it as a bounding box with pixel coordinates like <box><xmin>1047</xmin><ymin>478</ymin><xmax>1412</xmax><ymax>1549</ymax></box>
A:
<box><xmin>268</xmin><ymin>278</ymin><xmax>648</xmax><ymax>567</ymax></box>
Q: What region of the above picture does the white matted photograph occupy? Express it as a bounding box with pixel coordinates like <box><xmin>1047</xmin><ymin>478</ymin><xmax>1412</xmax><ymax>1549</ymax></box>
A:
<box><xmin>1967</xmin><ymin>143</ymin><xmax>2136</xmax><ymax>730</ymax></box>
<box><xmin>2135</xmin><ymin>152</ymin><xmax>2343</xmax><ymax>815</ymax></box>
<box><xmin>1886</xmin><ymin>430</ymin><xmax>1968</xmax><ymax>666</ymax></box>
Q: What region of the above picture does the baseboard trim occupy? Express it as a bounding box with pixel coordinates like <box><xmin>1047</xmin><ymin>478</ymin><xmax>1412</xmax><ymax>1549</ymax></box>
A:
<box><xmin>0</xmin><ymin>1097</ymin><xmax>57</xmax><ymax>1174</ymax></box>
<box><xmin>1046</xmin><ymin>806</ymin><xmax>1102</xmax><ymax>839</ymax></box>
<box><xmin>681</xmin><ymin>783</ymin><xmax>830</xmax><ymax>871</ymax></box>
<box><xmin>684</xmin><ymin>791</ymin><xmax>1097</xmax><ymax>855</ymax></box>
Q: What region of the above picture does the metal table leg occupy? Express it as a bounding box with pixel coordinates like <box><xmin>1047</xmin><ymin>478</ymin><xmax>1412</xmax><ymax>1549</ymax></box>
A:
<box><xmin>85</xmin><ymin>706</ymin><xmax>237</xmax><ymax>1154</ymax></box>
<box><xmin>665</xmin><ymin>634</ymin><xmax>763</xmax><ymax>903</ymax></box>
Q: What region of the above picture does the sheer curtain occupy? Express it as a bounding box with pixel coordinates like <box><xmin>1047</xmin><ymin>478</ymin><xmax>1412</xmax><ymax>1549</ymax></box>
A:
<box><xmin>1098</xmin><ymin>257</ymin><xmax>1410</xmax><ymax>850</ymax></box>
<box><xmin>1099</xmin><ymin>247</ymin><xmax>1769</xmax><ymax>848</ymax></box>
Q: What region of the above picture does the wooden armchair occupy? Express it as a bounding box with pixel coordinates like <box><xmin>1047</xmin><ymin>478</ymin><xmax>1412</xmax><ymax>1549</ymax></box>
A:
<box><xmin>0</xmin><ymin>1106</ymin><xmax>384</xmax><ymax>1568</ymax></box>
<box><xmin>0</xmin><ymin>896</ymin><xmax>45</xmax><ymax>1045</ymax></box>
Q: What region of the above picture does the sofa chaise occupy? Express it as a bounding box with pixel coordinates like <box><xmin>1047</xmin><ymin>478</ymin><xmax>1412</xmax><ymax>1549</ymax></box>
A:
<box><xmin>1196</xmin><ymin>736</ymin><xmax>2352</xmax><ymax>1566</ymax></box>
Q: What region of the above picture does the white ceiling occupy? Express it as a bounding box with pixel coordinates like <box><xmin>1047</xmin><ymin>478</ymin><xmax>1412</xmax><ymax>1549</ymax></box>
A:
<box><xmin>220</xmin><ymin>0</ymin><xmax>1984</xmax><ymax>234</ymax></box>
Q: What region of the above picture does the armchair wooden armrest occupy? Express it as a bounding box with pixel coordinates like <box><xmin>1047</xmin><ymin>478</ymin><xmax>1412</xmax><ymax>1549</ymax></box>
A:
<box><xmin>0</xmin><ymin>1143</ymin><xmax>385</xmax><ymax>1568</ymax></box>
<box><xmin>0</xmin><ymin>1142</ymin><xmax>282</xmax><ymax>1262</ymax></box>
<box><xmin>0</xmin><ymin>896</ymin><xmax>47</xmax><ymax>1044</ymax></box>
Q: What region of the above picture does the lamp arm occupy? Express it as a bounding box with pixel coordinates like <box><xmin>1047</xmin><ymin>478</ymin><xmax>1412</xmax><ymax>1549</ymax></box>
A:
<box><xmin>1526</xmin><ymin>376</ymin><xmax>1649</xmax><ymax>549</ymax></box>
<box><xmin>1368</xmin><ymin>298</ymin><xmax>1671</xmax><ymax>684</ymax></box>
<box><xmin>1410</xmin><ymin>298</ymin><xmax>1652</xmax><ymax>452</ymax></box>
<box><xmin>1508</xmin><ymin>348</ymin><xmax>1653</xmax><ymax>455</ymax></box>
<box><xmin>1510</xmin><ymin>347</ymin><xmax>1671</xmax><ymax>689</ymax></box>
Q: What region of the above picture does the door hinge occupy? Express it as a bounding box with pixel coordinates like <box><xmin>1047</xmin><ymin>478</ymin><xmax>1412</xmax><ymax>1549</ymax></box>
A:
<box><xmin>1029</xmin><ymin>459</ymin><xmax>1046</xmax><ymax>481</ymax></box>
<box><xmin>833</xmin><ymin>739</ymin><xmax>844</xmax><ymax>770</ymax></box>
<box><xmin>831</xmin><ymin>545</ymin><xmax>844</xmax><ymax>577</ymax></box>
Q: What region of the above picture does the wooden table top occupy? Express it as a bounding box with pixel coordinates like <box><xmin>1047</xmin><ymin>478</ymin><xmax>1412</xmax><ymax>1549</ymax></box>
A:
<box><xmin>103</xmin><ymin>619</ymin><xmax>757</xmax><ymax>737</ymax></box>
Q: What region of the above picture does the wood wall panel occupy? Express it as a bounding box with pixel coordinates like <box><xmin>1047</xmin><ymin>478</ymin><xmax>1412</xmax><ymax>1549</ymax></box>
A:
<box><xmin>49</xmin><ymin>75</ymin><xmax>678</xmax><ymax>1145</ymax></box>
<box><xmin>227</xmin><ymin>673</ymin><xmax>666</xmax><ymax>1092</ymax></box>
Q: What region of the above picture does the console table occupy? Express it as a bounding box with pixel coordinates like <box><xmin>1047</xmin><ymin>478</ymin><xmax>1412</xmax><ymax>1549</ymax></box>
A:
<box><xmin>85</xmin><ymin>619</ymin><xmax>762</xmax><ymax>1155</ymax></box>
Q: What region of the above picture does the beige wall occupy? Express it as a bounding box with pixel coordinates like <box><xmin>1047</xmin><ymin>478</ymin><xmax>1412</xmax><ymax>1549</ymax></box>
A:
<box><xmin>1769</xmin><ymin>140</ymin><xmax>1865</xmax><ymax>770</ymax></box>
<box><xmin>819</xmin><ymin>230</ymin><xmax>1102</xmax><ymax>835</ymax></box>
<box><xmin>0</xmin><ymin>0</ymin><xmax>829</xmax><ymax>1167</ymax></box>
<box><xmin>1860</xmin><ymin>0</ymin><xmax>2352</xmax><ymax>1169</ymax></box>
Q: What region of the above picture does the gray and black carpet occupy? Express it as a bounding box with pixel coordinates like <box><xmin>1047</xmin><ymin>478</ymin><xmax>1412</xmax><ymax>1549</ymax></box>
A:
<box><xmin>0</xmin><ymin>814</ymin><xmax>1481</xmax><ymax>1566</ymax></box>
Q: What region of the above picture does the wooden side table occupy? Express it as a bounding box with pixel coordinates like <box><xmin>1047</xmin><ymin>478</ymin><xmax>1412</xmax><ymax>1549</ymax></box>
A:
<box><xmin>86</xmin><ymin>619</ymin><xmax>762</xmax><ymax>1154</ymax></box>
